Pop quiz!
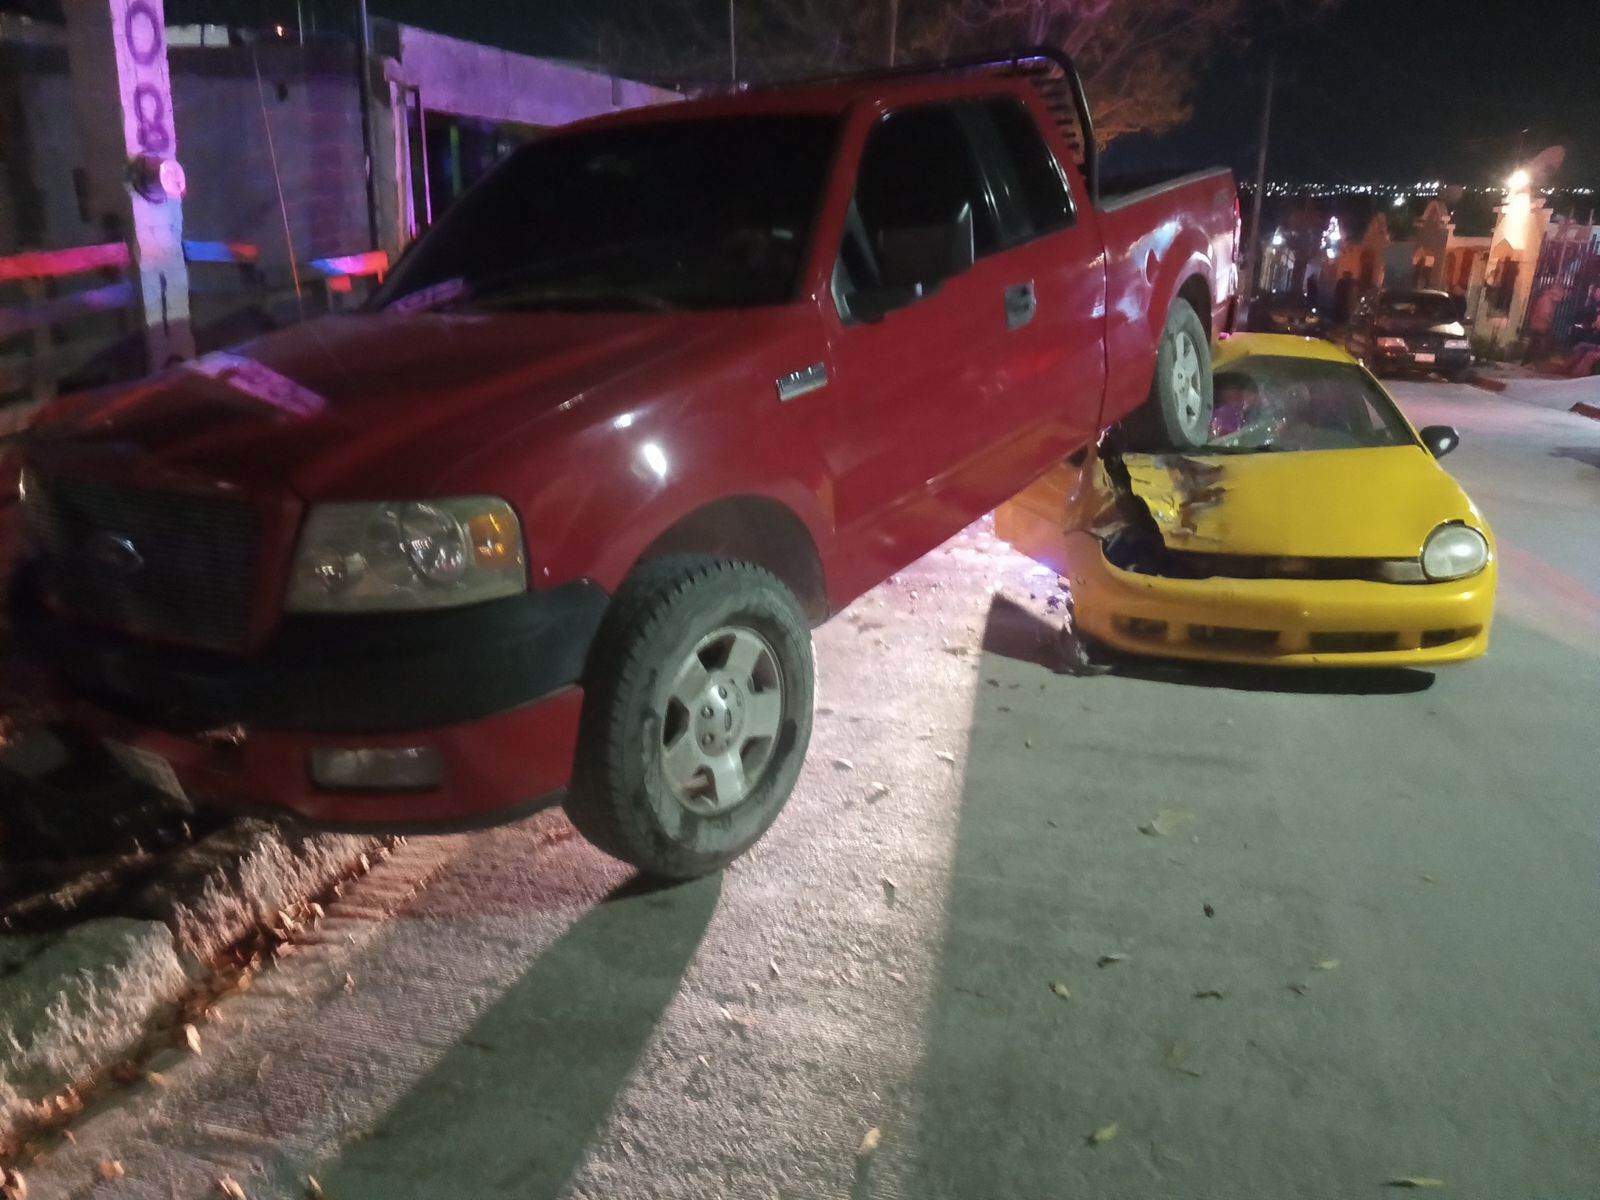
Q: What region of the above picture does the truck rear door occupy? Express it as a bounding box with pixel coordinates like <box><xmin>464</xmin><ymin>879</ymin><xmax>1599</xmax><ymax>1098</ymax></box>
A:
<box><xmin>958</xmin><ymin>95</ymin><xmax>1108</xmax><ymax>484</ymax></box>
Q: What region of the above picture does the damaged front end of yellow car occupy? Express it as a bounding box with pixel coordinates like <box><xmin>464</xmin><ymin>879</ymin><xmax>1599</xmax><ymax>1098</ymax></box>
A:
<box><xmin>996</xmin><ymin>433</ymin><xmax>1497</xmax><ymax>670</ymax></box>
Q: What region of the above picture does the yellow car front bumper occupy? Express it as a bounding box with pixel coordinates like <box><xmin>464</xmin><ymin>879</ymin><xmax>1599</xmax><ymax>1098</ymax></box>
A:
<box><xmin>1058</xmin><ymin>531</ymin><xmax>1495</xmax><ymax>668</ymax></box>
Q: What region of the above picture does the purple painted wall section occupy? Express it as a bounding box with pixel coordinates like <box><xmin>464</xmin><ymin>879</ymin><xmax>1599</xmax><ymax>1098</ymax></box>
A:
<box><xmin>377</xmin><ymin>23</ymin><xmax>679</xmax><ymax>128</ymax></box>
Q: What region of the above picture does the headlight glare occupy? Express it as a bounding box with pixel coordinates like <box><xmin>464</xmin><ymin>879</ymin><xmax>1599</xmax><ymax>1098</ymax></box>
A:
<box><xmin>1420</xmin><ymin>523</ymin><xmax>1488</xmax><ymax>581</ymax></box>
<box><xmin>288</xmin><ymin>497</ymin><xmax>525</xmax><ymax>613</ymax></box>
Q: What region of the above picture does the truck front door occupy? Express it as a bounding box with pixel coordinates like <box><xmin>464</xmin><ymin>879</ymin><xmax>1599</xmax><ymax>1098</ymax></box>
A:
<box><xmin>821</xmin><ymin>101</ymin><xmax>1025</xmax><ymax>587</ymax></box>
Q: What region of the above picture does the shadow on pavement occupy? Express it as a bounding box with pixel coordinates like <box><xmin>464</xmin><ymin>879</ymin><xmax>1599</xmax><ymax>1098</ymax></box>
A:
<box><xmin>1551</xmin><ymin>446</ymin><xmax>1600</xmax><ymax>472</ymax></box>
<box><xmin>311</xmin><ymin>870</ymin><xmax>721</xmax><ymax>1199</ymax></box>
<box><xmin>982</xmin><ymin>594</ymin><xmax>1435</xmax><ymax>696</ymax></box>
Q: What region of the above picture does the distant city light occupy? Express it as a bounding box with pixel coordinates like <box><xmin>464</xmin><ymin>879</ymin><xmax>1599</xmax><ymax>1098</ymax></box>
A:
<box><xmin>1271</xmin><ymin>231</ymin><xmax>1285</xmax><ymax>247</ymax></box>
<box><xmin>1393</xmin><ymin>195</ymin><xmax>1407</xmax><ymax>207</ymax></box>
<box><xmin>274</xmin><ymin>23</ymin><xmax>285</xmax><ymax>36</ymax></box>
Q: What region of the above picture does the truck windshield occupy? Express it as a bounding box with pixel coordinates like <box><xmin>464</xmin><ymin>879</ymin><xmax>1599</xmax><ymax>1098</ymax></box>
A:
<box><xmin>1207</xmin><ymin>356</ymin><xmax>1417</xmax><ymax>453</ymax></box>
<box><xmin>372</xmin><ymin>115</ymin><xmax>839</xmax><ymax>314</ymax></box>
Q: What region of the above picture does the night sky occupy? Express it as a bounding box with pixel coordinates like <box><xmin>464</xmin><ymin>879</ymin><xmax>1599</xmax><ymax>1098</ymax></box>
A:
<box><xmin>6</xmin><ymin>0</ymin><xmax>1597</xmax><ymax>185</ymax></box>
<box><xmin>364</xmin><ymin>0</ymin><xmax>1600</xmax><ymax>187</ymax></box>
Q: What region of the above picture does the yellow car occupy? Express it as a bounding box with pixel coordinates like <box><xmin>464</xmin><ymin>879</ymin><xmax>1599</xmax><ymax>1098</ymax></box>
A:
<box><xmin>997</xmin><ymin>333</ymin><xmax>1496</xmax><ymax>668</ymax></box>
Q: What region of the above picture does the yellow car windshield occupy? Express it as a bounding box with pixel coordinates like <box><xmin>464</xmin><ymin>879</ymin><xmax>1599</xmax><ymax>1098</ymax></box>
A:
<box><xmin>1208</xmin><ymin>356</ymin><xmax>1415</xmax><ymax>453</ymax></box>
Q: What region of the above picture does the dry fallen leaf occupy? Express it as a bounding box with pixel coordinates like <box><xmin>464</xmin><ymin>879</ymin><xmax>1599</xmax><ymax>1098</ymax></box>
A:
<box><xmin>867</xmin><ymin>782</ymin><xmax>890</xmax><ymax>802</ymax></box>
<box><xmin>98</xmin><ymin>1161</ymin><xmax>125</xmax><ymax>1181</ymax></box>
<box><xmin>858</xmin><ymin>1127</ymin><xmax>882</xmax><ymax>1158</ymax></box>
<box><xmin>1162</xmin><ymin>1040</ymin><xmax>1203</xmax><ymax>1078</ymax></box>
<box><xmin>1097</xmin><ymin>954</ymin><xmax>1129</xmax><ymax>968</ymax></box>
<box><xmin>1050</xmin><ymin>980</ymin><xmax>1072</xmax><ymax>1001</ymax></box>
<box><xmin>880</xmin><ymin>876</ymin><xmax>897</xmax><ymax>903</ymax></box>
<box><xmin>344</xmin><ymin>973</ymin><xmax>357</xmax><ymax>994</ymax></box>
<box><xmin>769</xmin><ymin>957</ymin><xmax>781</xmax><ymax>979</ymax></box>
<box><xmin>1203</xmin><ymin>903</ymin><xmax>1215</xmax><ymax>918</ymax></box>
<box><xmin>1287</xmin><ymin>982</ymin><xmax>1309</xmax><ymax>996</ymax></box>
<box><xmin>886</xmin><ymin>970</ymin><xmax>907</xmax><ymax>985</ymax></box>
<box><xmin>1192</xmin><ymin>989</ymin><xmax>1227</xmax><ymax>1000</ymax></box>
<box><xmin>1386</xmin><ymin>1178</ymin><xmax>1445</xmax><ymax>1190</ymax></box>
<box><xmin>935</xmin><ymin>750</ymin><xmax>957</xmax><ymax>764</ymax></box>
<box><xmin>833</xmin><ymin>758</ymin><xmax>855</xmax><ymax>772</ymax></box>
<box><xmin>305</xmin><ymin>1175</ymin><xmax>325</xmax><ymax>1200</ymax></box>
<box><xmin>217</xmin><ymin>1177</ymin><xmax>247</xmax><ymax>1200</ymax></box>
<box><xmin>1087</xmin><ymin>1121</ymin><xmax>1120</xmax><ymax>1146</ymax></box>
<box><xmin>2</xmin><ymin>1167</ymin><xmax>27</xmax><ymax>1200</ymax></box>
<box><xmin>1420</xmin><ymin>873</ymin><xmax>1438</xmax><ymax>884</ymax></box>
<box><xmin>183</xmin><ymin>1023</ymin><xmax>203</xmax><ymax>1054</ymax></box>
<box><xmin>1314</xmin><ymin>959</ymin><xmax>1341</xmax><ymax>971</ymax></box>
<box><xmin>1138</xmin><ymin>807</ymin><xmax>1196</xmax><ymax>837</ymax></box>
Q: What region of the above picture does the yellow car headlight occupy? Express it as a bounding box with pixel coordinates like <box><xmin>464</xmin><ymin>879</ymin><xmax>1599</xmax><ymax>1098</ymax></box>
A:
<box><xmin>1420</xmin><ymin>523</ymin><xmax>1488</xmax><ymax>582</ymax></box>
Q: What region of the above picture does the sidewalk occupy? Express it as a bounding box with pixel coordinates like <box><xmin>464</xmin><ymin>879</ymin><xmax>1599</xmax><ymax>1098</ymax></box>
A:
<box><xmin>1469</xmin><ymin>363</ymin><xmax>1600</xmax><ymax>417</ymax></box>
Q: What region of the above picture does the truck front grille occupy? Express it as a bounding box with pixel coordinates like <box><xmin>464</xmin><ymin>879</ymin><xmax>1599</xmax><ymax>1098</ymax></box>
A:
<box><xmin>21</xmin><ymin>471</ymin><xmax>265</xmax><ymax>652</ymax></box>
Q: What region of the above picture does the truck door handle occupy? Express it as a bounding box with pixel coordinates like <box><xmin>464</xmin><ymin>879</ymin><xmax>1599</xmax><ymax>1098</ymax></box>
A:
<box><xmin>1005</xmin><ymin>281</ymin><xmax>1037</xmax><ymax>331</ymax></box>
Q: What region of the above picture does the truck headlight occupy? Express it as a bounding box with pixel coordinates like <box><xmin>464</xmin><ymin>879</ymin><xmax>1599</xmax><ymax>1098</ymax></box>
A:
<box><xmin>287</xmin><ymin>497</ymin><xmax>526</xmax><ymax>613</ymax></box>
<box><xmin>1420</xmin><ymin>523</ymin><xmax>1488</xmax><ymax>581</ymax></box>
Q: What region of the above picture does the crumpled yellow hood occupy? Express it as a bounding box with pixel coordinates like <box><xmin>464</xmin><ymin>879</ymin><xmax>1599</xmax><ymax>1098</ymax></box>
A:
<box><xmin>1120</xmin><ymin>446</ymin><xmax>1485</xmax><ymax>559</ymax></box>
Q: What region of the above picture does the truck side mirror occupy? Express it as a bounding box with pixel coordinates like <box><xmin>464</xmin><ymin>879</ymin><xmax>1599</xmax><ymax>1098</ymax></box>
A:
<box><xmin>1420</xmin><ymin>425</ymin><xmax>1460</xmax><ymax>458</ymax></box>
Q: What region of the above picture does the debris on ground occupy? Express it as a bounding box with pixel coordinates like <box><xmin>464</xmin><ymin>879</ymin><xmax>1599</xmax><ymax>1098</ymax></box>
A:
<box><xmin>182</xmin><ymin>1023</ymin><xmax>203</xmax><ymax>1055</ymax></box>
<box><xmin>1162</xmin><ymin>1040</ymin><xmax>1202</xmax><ymax>1078</ymax></box>
<box><xmin>1138</xmin><ymin>807</ymin><xmax>1196</xmax><ymax>837</ymax></box>
<box><xmin>857</xmin><ymin>1127</ymin><xmax>882</xmax><ymax>1158</ymax></box>
<box><xmin>1049</xmin><ymin>981</ymin><xmax>1072</xmax><ymax>1001</ymax></box>
<box><xmin>879</xmin><ymin>877</ymin><xmax>897</xmax><ymax>905</ymax></box>
<box><xmin>305</xmin><ymin>1176</ymin><xmax>325</xmax><ymax>1200</ymax></box>
<box><xmin>1314</xmin><ymin>959</ymin><xmax>1340</xmax><ymax>971</ymax></box>
<box><xmin>1</xmin><ymin>1167</ymin><xmax>26</xmax><ymax>1199</ymax></box>
<box><xmin>1097</xmin><ymin>953</ymin><xmax>1129</xmax><ymax>968</ymax></box>
<box><xmin>97</xmin><ymin>1160</ymin><xmax>124</xmax><ymax>1180</ymax></box>
<box><xmin>1203</xmin><ymin>903</ymin><xmax>1215</xmax><ymax>918</ymax></box>
<box><xmin>935</xmin><ymin>751</ymin><xmax>957</xmax><ymax>764</ymax></box>
<box><xmin>1385</xmin><ymin>1178</ymin><xmax>1446</xmax><ymax>1189</ymax></box>
<box><xmin>1087</xmin><ymin>1121</ymin><xmax>1120</xmax><ymax>1146</ymax></box>
<box><xmin>1192</xmin><ymin>989</ymin><xmax>1227</xmax><ymax>1000</ymax></box>
<box><xmin>1287</xmin><ymin>982</ymin><xmax>1309</xmax><ymax>996</ymax></box>
<box><xmin>832</xmin><ymin>758</ymin><xmax>854</xmax><ymax>772</ymax></box>
<box><xmin>867</xmin><ymin>782</ymin><xmax>890</xmax><ymax>802</ymax></box>
<box><xmin>217</xmin><ymin>1176</ymin><xmax>247</xmax><ymax>1199</ymax></box>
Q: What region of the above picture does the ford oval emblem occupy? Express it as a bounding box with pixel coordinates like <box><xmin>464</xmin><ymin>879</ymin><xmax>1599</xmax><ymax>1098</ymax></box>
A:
<box><xmin>87</xmin><ymin>532</ymin><xmax>144</xmax><ymax>575</ymax></box>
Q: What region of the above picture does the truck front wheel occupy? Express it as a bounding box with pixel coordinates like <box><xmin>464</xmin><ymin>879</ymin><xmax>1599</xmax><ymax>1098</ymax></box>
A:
<box><xmin>567</xmin><ymin>556</ymin><xmax>814</xmax><ymax>879</ymax></box>
<box><xmin>1123</xmin><ymin>297</ymin><xmax>1213</xmax><ymax>451</ymax></box>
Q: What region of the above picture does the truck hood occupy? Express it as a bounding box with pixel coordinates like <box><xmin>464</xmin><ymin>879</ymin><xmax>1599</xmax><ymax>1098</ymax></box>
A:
<box><xmin>1122</xmin><ymin>446</ymin><xmax>1482</xmax><ymax>559</ymax></box>
<box><xmin>26</xmin><ymin>309</ymin><xmax>728</xmax><ymax>497</ymax></box>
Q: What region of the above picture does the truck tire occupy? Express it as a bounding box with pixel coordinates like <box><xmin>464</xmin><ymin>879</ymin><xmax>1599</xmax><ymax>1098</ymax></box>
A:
<box><xmin>567</xmin><ymin>555</ymin><xmax>814</xmax><ymax>879</ymax></box>
<box><xmin>1123</xmin><ymin>297</ymin><xmax>1213</xmax><ymax>451</ymax></box>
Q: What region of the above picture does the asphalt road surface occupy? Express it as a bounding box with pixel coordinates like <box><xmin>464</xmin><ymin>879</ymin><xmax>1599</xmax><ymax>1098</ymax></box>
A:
<box><xmin>26</xmin><ymin>379</ymin><xmax>1600</xmax><ymax>1199</ymax></box>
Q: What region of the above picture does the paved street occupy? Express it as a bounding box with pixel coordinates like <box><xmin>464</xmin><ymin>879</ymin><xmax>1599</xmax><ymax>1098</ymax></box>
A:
<box><xmin>23</xmin><ymin>378</ymin><xmax>1600</xmax><ymax>1200</ymax></box>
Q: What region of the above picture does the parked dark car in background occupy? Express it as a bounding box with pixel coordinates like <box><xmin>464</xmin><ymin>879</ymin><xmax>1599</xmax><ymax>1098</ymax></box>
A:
<box><xmin>1245</xmin><ymin>291</ymin><xmax>1327</xmax><ymax>337</ymax></box>
<box><xmin>1345</xmin><ymin>288</ymin><xmax>1472</xmax><ymax>379</ymax></box>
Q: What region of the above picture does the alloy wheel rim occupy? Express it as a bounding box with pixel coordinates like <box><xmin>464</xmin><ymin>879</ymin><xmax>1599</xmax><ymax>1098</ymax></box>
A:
<box><xmin>658</xmin><ymin>625</ymin><xmax>785</xmax><ymax>815</ymax></box>
<box><xmin>1171</xmin><ymin>332</ymin><xmax>1207</xmax><ymax>440</ymax></box>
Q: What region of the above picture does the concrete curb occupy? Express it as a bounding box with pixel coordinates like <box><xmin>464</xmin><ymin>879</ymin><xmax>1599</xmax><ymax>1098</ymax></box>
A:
<box><xmin>1466</xmin><ymin>370</ymin><xmax>1508</xmax><ymax>393</ymax></box>
<box><xmin>0</xmin><ymin>817</ymin><xmax>377</xmax><ymax>1150</ymax></box>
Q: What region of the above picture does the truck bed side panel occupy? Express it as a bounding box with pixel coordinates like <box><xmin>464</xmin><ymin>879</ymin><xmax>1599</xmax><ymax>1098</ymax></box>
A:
<box><xmin>1097</xmin><ymin>168</ymin><xmax>1237</xmax><ymax>427</ymax></box>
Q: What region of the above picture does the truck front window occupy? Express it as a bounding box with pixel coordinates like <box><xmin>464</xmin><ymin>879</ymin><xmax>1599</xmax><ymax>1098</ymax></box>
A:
<box><xmin>373</xmin><ymin>115</ymin><xmax>840</xmax><ymax>314</ymax></box>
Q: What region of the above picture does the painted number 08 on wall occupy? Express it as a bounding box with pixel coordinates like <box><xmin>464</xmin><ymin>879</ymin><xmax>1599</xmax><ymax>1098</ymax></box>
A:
<box><xmin>123</xmin><ymin>0</ymin><xmax>171</xmax><ymax>155</ymax></box>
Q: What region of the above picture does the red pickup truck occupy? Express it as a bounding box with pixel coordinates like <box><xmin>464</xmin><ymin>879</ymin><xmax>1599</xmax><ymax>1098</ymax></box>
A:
<box><xmin>7</xmin><ymin>50</ymin><xmax>1236</xmax><ymax>878</ymax></box>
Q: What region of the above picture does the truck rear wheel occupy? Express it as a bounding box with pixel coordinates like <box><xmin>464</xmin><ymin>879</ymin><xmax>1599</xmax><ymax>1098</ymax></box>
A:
<box><xmin>567</xmin><ymin>556</ymin><xmax>814</xmax><ymax>879</ymax></box>
<box><xmin>1123</xmin><ymin>297</ymin><xmax>1213</xmax><ymax>451</ymax></box>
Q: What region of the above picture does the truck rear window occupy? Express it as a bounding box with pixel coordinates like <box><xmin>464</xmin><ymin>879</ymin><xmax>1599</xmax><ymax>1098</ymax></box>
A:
<box><xmin>374</xmin><ymin>115</ymin><xmax>840</xmax><ymax>313</ymax></box>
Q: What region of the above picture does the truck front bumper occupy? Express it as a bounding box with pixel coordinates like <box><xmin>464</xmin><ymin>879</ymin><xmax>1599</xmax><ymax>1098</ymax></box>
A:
<box><xmin>12</xmin><ymin>575</ymin><xmax>609</xmax><ymax>829</ymax></box>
